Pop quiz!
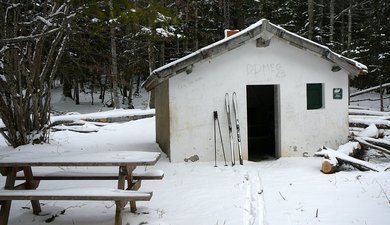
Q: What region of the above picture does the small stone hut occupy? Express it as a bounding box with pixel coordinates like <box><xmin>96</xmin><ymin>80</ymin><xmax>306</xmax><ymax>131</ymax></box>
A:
<box><xmin>143</xmin><ymin>19</ymin><xmax>367</xmax><ymax>162</ymax></box>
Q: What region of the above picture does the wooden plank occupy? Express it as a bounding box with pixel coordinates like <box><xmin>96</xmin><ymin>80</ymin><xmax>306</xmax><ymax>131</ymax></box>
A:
<box><xmin>0</xmin><ymin>190</ymin><xmax>152</xmax><ymax>201</ymax></box>
<box><xmin>0</xmin><ymin>151</ymin><xmax>161</xmax><ymax>167</ymax></box>
<box><xmin>15</xmin><ymin>170</ymin><xmax>164</xmax><ymax>181</ymax></box>
<box><xmin>133</xmin><ymin>170</ymin><xmax>164</xmax><ymax>180</ymax></box>
<box><xmin>16</xmin><ymin>174</ymin><xmax>119</xmax><ymax>180</ymax></box>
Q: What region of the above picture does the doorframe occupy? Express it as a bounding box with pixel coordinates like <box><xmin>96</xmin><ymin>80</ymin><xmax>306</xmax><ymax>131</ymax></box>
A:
<box><xmin>245</xmin><ymin>84</ymin><xmax>281</xmax><ymax>159</ymax></box>
<box><xmin>274</xmin><ymin>85</ymin><xmax>281</xmax><ymax>158</ymax></box>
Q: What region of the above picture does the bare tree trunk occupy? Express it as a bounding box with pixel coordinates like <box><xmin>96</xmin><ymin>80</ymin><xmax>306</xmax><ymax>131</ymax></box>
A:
<box><xmin>74</xmin><ymin>78</ymin><xmax>80</xmax><ymax>105</ymax></box>
<box><xmin>160</xmin><ymin>42</ymin><xmax>165</xmax><ymax>66</ymax></box>
<box><xmin>99</xmin><ymin>74</ymin><xmax>106</xmax><ymax>103</ymax></box>
<box><xmin>109</xmin><ymin>0</ymin><xmax>121</xmax><ymax>109</ymax></box>
<box><xmin>380</xmin><ymin>76</ymin><xmax>384</xmax><ymax>111</ymax></box>
<box><xmin>63</xmin><ymin>74</ymin><xmax>73</xmax><ymax>98</ymax></box>
<box><xmin>193</xmin><ymin>4</ymin><xmax>199</xmax><ymax>50</ymax></box>
<box><xmin>308</xmin><ymin>0</ymin><xmax>314</xmax><ymax>40</ymax></box>
<box><xmin>341</xmin><ymin>14</ymin><xmax>345</xmax><ymax>51</ymax></box>
<box><xmin>330</xmin><ymin>0</ymin><xmax>335</xmax><ymax>46</ymax></box>
<box><xmin>318</xmin><ymin>0</ymin><xmax>324</xmax><ymax>42</ymax></box>
<box><xmin>347</xmin><ymin>1</ymin><xmax>352</xmax><ymax>54</ymax></box>
<box><xmin>128</xmin><ymin>76</ymin><xmax>135</xmax><ymax>109</ymax></box>
<box><xmin>135</xmin><ymin>75</ymin><xmax>141</xmax><ymax>97</ymax></box>
<box><xmin>183</xmin><ymin>4</ymin><xmax>189</xmax><ymax>53</ymax></box>
<box><xmin>148</xmin><ymin>40</ymin><xmax>156</xmax><ymax>109</ymax></box>
<box><xmin>223</xmin><ymin>0</ymin><xmax>230</xmax><ymax>29</ymax></box>
<box><xmin>122</xmin><ymin>76</ymin><xmax>128</xmax><ymax>104</ymax></box>
<box><xmin>90</xmin><ymin>75</ymin><xmax>95</xmax><ymax>105</ymax></box>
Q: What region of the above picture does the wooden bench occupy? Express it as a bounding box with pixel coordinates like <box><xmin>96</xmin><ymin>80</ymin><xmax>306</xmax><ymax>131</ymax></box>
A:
<box><xmin>15</xmin><ymin>169</ymin><xmax>164</xmax><ymax>181</ymax></box>
<box><xmin>0</xmin><ymin>151</ymin><xmax>162</xmax><ymax>225</ymax></box>
<box><xmin>12</xmin><ymin>169</ymin><xmax>164</xmax><ymax>212</ymax></box>
<box><xmin>0</xmin><ymin>187</ymin><xmax>152</xmax><ymax>201</ymax></box>
<box><xmin>0</xmin><ymin>188</ymin><xmax>152</xmax><ymax>225</ymax></box>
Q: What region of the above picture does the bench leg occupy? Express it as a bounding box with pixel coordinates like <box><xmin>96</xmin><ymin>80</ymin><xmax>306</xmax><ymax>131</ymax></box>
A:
<box><xmin>0</xmin><ymin>167</ymin><xmax>17</xmax><ymax>225</ymax></box>
<box><xmin>0</xmin><ymin>200</ymin><xmax>12</xmax><ymax>225</ymax></box>
<box><xmin>124</xmin><ymin>166</ymin><xmax>137</xmax><ymax>213</ymax></box>
<box><xmin>130</xmin><ymin>201</ymin><xmax>137</xmax><ymax>213</ymax></box>
<box><xmin>22</xmin><ymin>167</ymin><xmax>41</xmax><ymax>215</ymax></box>
<box><xmin>115</xmin><ymin>201</ymin><xmax>123</xmax><ymax>225</ymax></box>
<box><xmin>115</xmin><ymin>166</ymin><xmax>129</xmax><ymax>225</ymax></box>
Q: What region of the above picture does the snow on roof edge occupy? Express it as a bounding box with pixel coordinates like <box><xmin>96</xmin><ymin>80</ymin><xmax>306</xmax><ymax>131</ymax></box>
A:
<box><xmin>265</xmin><ymin>22</ymin><xmax>368</xmax><ymax>75</ymax></box>
<box><xmin>142</xmin><ymin>19</ymin><xmax>266</xmax><ymax>90</ymax></box>
<box><xmin>150</xmin><ymin>19</ymin><xmax>265</xmax><ymax>76</ymax></box>
<box><xmin>143</xmin><ymin>19</ymin><xmax>367</xmax><ymax>91</ymax></box>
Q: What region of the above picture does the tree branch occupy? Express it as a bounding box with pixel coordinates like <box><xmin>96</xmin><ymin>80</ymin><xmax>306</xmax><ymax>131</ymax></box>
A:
<box><xmin>0</xmin><ymin>28</ymin><xmax>60</xmax><ymax>44</ymax></box>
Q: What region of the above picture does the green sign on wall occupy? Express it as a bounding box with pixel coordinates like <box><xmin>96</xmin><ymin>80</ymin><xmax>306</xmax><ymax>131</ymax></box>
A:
<box><xmin>333</xmin><ymin>88</ymin><xmax>343</xmax><ymax>99</ymax></box>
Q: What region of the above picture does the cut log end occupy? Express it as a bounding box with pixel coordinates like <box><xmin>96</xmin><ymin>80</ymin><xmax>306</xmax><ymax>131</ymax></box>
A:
<box><xmin>321</xmin><ymin>160</ymin><xmax>337</xmax><ymax>174</ymax></box>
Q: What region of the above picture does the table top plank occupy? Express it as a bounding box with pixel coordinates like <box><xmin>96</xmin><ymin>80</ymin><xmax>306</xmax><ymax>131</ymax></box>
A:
<box><xmin>0</xmin><ymin>151</ymin><xmax>161</xmax><ymax>167</ymax></box>
<box><xmin>0</xmin><ymin>187</ymin><xmax>153</xmax><ymax>201</ymax></box>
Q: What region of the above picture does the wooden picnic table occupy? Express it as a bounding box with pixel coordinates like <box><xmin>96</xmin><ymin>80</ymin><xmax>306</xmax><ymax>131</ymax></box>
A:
<box><xmin>0</xmin><ymin>150</ymin><xmax>161</xmax><ymax>225</ymax></box>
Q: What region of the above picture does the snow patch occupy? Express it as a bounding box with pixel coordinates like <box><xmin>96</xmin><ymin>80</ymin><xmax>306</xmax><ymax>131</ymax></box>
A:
<box><xmin>357</xmin><ymin>124</ymin><xmax>379</xmax><ymax>138</ymax></box>
<box><xmin>50</xmin><ymin>108</ymin><xmax>155</xmax><ymax>124</ymax></box>
<box><xmin>337</xmin><ymin>142</ymin><xmax>361</xmax><ymax>155</ymax></box>
<box><xmin>156</xmin><ymin>28</ymin><xmax>174</xmax><ymax>37</ymax></box>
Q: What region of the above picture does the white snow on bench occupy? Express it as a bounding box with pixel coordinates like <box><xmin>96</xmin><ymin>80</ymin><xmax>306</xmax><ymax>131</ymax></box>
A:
<box><xmin>0</xmin><ymin>187</ymin><xmax>152</xmax><ymax>201</ymax></box>
<box><xmin>15</xmin><ymin>169</ymin><xmax>164</xmax><ymax>180</ymax></box>
<box><xmin>133</xmin><ymin>169</ymin><xmax>164</xmax><ymax>179</ymax></box>
<box><xmin>0</xmin><ymin>151</ymin><xmax>160</xmax><ymax>166</ymax></box>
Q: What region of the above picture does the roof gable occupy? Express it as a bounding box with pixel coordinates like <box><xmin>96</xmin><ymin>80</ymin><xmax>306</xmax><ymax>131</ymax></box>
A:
<box><xmin>143</xmin><ymin>19</ymin><xmax>367</xmax><ymax>91</ymax></box>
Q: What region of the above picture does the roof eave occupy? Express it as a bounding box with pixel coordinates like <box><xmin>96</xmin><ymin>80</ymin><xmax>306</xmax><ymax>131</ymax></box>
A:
<box><xmin>265</xmin><ymin>22</ymin><xmax>367</xmax><ymax>76</ymax></box>
<box><xmin>143</xmin><ymin>20</ymin><xmax>266</xmax><ymax>91</ymax></box>
<box><xmin>143</xmin><ymin>19</ymin><xmax>367</xmax><ymax>91</ymax></box>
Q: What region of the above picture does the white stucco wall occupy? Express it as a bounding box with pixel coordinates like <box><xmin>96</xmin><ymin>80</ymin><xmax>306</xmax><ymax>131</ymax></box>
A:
<box><xmin>166</xmin><ymin>35</ymin><xmax>349</xmax><ymax>162</ymax></box>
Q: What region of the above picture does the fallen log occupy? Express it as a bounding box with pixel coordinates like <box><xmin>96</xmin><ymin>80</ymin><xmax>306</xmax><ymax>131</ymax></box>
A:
<box><xmin>358</xmin><ymin>137</ymin><xmax>390</xmax><ymax>150</ymax></box>
<box><xmin>353</xmin><ymin>137</ymin><xmax>390</xmax><ymax>155</ymax></box>
<box><xmin>348</xmin><ymin>105</ymin><xmax>371</xmax><ymax>110</ymax></box>
<box><xmin>51</xmin><ymin>127</ymin><xmax>99</xmax><ymax>133</ymax></box>
<box><xmin>350</xmin><ymin>82</ymin><xmax>390</xmax><ymax>97</ymax></box>
<box><xmin>321</xmin><ymin>158</ymin><xmax>337</xmax><ymax>174</ymax></box>
<box><xmin>337</xmin><ymin>142</ymin><xmax>365</xmax><ymax>160</ymax></box>
<box><xmin>349</xmin><ymin>109</ymin><xmax>390</xmax><ymax>116</ymax></box>
<box><xmin>349</xmin><ymin>118</ymin><xmax>390</xmax><ymax>129</ymax></box>
<box><xmin>50</xmin><ymin>111</ymin><xmax>155</xmax><ymax>126</ymax></box>
<box><xmin>315</xmin><ymin>146</ymin><xmax>384</xmax><ymax>174</ymax></box>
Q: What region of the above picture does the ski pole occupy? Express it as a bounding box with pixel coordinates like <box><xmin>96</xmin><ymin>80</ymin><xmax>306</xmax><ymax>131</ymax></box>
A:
<box><xmin>216</xmin><ymin>111</ymin><xmax>228</xmax><ymax>166</ymax></box>
<box><xmin>213</xmin><ymin>111</ymin><xmax>217</xmax><ymax>167</ymax></box>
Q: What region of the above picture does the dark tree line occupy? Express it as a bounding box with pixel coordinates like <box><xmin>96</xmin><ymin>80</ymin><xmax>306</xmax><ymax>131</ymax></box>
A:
<box><xmin>1</xmin><ymin>0</ymin><xmax>389</xmax><ymax>147</ymax></box>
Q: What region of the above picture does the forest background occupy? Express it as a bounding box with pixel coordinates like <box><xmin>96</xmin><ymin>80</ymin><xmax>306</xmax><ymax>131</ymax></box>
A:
<box><xmin>0</xmin><ymin>0</ymin><xmax>389</xmax><ymax>148</ymax></box>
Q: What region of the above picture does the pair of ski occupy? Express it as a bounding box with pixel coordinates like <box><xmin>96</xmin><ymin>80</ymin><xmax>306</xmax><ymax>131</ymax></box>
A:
<box><xmin>213</xmin><ymin>92</ymin><xmax>243</xmax><ymax>166</ymax></box>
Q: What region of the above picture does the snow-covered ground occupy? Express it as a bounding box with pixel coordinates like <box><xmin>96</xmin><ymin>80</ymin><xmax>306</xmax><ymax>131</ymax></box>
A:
<box><xmin>0</xmin><ymin>87</ymin><xmax>389</xmax><ymax>225</ymax></box>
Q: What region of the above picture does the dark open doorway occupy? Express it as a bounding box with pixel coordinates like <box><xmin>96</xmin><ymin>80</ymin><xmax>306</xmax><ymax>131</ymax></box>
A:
<box><xmin>247</xmin><ymin>85</ymin><xmax>278</xmax><ymax>161</ymax></box>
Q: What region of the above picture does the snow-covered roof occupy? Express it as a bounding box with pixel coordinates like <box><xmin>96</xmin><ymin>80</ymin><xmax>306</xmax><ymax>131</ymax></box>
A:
<box><xmin>143</xmin><ymin>19</ymin><xmax>368</xmax><ymax>91</ymax></box>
